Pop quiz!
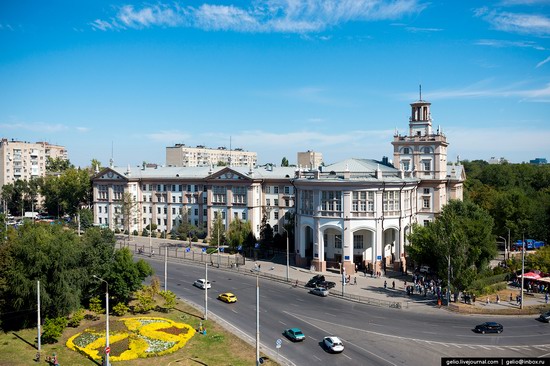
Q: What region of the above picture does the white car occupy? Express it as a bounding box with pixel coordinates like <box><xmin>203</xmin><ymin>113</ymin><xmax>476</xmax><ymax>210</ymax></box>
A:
<box><xmin>419</xmin><ymin>265</ymin><xmax>431</xmax><ymax>274</ymax></box>
<box><xmin>193</xmin><ymin>279</ymin><xmax>211</xmax><ymax>289</ymax></box>
<box><xmin>323</xmin><ymin>336</ymin><xmax>344</xmax><ymax>353</ymax></box>
<box><xmin>310</xmin><ymin>287</ymin><xmax>329</xmax><ymax>297</ymax></box>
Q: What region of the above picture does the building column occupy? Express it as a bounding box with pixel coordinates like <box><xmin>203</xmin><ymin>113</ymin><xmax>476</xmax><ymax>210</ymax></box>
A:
<box><xmin>342</xmin><ymin>191</ymin><xmax>354</xmax><ymax>274</ymax></box>
<box><xmin>311</xmin><ymin>217</ymin><xmax>326</xmax><ymax>272</ymax></box>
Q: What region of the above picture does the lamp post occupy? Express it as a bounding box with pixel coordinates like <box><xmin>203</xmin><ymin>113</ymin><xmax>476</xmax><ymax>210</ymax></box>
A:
<box><xmin>282</xmin><ymin>227</ymin><xmax>289</xmax><ymax>282</ymax></box>
<box><xmin>204</xmin><ymin>261</ymin><xmax>208</xmax><ymax>320</ymax></box>
<box><xmin>521</xmin><ymin>233</ymin><xmax>525</xmax><ymax>310</ymax></box>
<box><xmin>255</xmin><ymin>274</ymin><xmax>260</xmax><ymax>366</ymax></box>
<box><xmin>507</xmin><ymin>227</ymin><xmax>511</xmax><ymax>260</ymax></box>
<box><xmin>149</xmin><ymin>221</ymin><xmax>152</xmax><ymax>256</ymax></box>
<box><xmin>93</xmin><ymin>275</ymin><xmax>110</xmax><ymax>366</ymax></box>
<box><xmin>498</xmin><ymin>236</ymin><xmax>507</xmax><ymax>261</ymax></box>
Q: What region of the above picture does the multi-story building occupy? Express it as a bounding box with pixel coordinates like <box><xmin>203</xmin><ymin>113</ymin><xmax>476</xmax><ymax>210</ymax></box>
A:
<box><xmin>92</xmin><ymin>96</ymin><xmax>464</xmax><ymax>275</ymax></box>
<box><xmin>297</xmin><ymin>150</ymin><xmax>323</xmax><ymax>170</ymax></box>
<box><xmin>0</xmin><ymin>138</ymin><xmax>68</xmax><ymax>187</ymax></box>
<box><xmin>166</xmin><ymin>144</ymin><xmax>257</xmax><ymax>168</ymax></box>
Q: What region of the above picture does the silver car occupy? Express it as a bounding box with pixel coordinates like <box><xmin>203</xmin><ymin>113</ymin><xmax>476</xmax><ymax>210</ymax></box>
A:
<box><xmin>193</xmin><ymin>279</ymin><xmax>211</xmax><ymax>290</ymax></box>
<box><xmin>310</xmin><ymin>287</ymin><xmax>329</xmax><ymax>297</ymax></box>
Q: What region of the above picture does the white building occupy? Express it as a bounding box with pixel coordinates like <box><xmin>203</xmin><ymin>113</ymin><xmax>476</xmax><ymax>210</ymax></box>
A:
<box><xmin>92</xmin><ymin>96</ymin><xmax>464</xmax><ymax>274</ymax></box>
<box><xmin>166</xmin><ymin>144</ymin><xmax>257</xmax><ymax>168</ymax></box>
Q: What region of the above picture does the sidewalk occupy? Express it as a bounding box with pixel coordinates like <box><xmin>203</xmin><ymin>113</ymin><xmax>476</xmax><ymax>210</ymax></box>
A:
<box><xmin>241</xmin><ymin>257</ymin><xmax>547</xmax><ymax>315</ymax></box>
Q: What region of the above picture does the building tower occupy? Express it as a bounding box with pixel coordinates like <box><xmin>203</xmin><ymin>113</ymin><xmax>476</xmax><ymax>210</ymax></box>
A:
<box><xmin>391</xmin><ymin>88</ymin><xmax>463</xmax><ymax>226</ymax></box>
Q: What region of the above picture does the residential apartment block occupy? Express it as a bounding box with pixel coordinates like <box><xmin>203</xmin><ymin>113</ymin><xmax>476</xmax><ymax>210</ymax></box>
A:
<box><xmin>297</xmin><ymin>150</ymin><xmax>323</xmax><ymax>170</ymax></box>
<box><xmin>0</xmin><ymin>138</ymin><xmax>68</xmax><ymax>187</ymax></box>
<box><xmin>92</xmin><ymin>97</ymin><xmax>464</xmax><ymax>275</ymax></box>
<box><xmin>166</xmin><ymin>144</ymin><xmax>257</xmax><ymax>168</ymax></box>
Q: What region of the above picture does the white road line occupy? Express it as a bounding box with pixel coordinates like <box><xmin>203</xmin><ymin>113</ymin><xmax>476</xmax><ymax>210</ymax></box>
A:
<box><xmin>313</xmin><ymin>355</ymin><xmax>322</xmax><ymax>361</ymax></box>
<box><xmin>279</xmin><ymin>321</ymin><xmax>287</xmax><ymax>326</ymax></box>
<box><xmin>343</xmin><ymin>354</ymin><xmax>352</xmax><ymax>360</ymax></box>
<box><xmin>479</xmin><ymin>346</ymin><xmax>491</xmax><ymax>350</ymax></box>
<box><xmin>539</xmin><ymin>352</ymin><xmax>550</xmax><ymax>358</ymax></box>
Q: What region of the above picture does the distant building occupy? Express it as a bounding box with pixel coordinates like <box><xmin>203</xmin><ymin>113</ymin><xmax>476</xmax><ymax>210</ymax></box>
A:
<box><xmin>488</xmin><ymin>157</ymin><xmax>507</xmax><ymax>164</ymax></box>
<box><xmin>530</xmin><ymin>158</ymin><xmax>547</xmax><ymax>165</ymax></box>
<box><xmin>297</xmin><ymin>150</ymin><xmax>323</xmax><ymax>170</ymax></box>
<box><xmin>166</xmin><ymin>144</ymin><xmax>257</xmax><ymax>168</ymax></box>
<box><xmin>0</xmin><ymin>138</ymin><xmax>68</xmax><ymax>187</ymax></box>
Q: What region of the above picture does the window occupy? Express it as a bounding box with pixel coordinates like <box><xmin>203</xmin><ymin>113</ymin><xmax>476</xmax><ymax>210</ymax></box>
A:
<box><xmin>274</xmin><ymin>186</ymin><xmax>279</xmax><ymax>194</ymax></box>
<box><xmin>274</xmin><ymin>199</ymin><xmax>279</xmax><ymax>206</ymax></box>
<box><xmin>402</xmin><ymin>160</ymin><xmax>410</xmax><ymax>171</ymax></box>
<box><xmin>423</xmin><ymin>220</ymin><xmax>430</xmax><ymax>226</ymax></box>
<box><xmin>172</xmin><ymin>196</ymin><xmax>176</xmax><ymax>203</ymax></box>
<box><xmin>143</xmin><ymin>207</ymin><xmax>146</xmax><ymax>213</ymax></box>
<box><xmin>423</xmin><ymin>197</ymin><xmax>430</xmax><ymax>209</ymax></box>
<box><xmin>232</xmin><ymin>186</ymin><xmax>246</xmax><ymax>204</ymax></box>
<box><xmin>149</xmin><ymin>207</ymin><xmax>152</xmax><ymax>213</ymax></box>
<box><xmin>266</xmin><ymin>198</ymin><xmax>271</xmax><ymax>206</ymax></box>
<box><xmin>284</xmin><ymin>186</ymin><xmax>291</xmax><ymax>195</ymax></box>
<box><xmin>195</xmin><ymin>208</ymin><xmax>199</xmax><ymax>216</ymax></box>
<box><xmin>300</xmin><ymin>190</ymin><xmax>314</xmax><ymax>214</ymax></box>
<box><xmin>99</xmin><ymin>206</ymin><xmax>102</xmax><ymax>213</ymax></box>
<box><xmin>273</xmin><ymin>224</ymin><xmax>279</xmax><ymax>233</ymax></box>
<box><xmin>335</xmin><ymin>234</ymin><xmax>342</xmax><ymax>249</ymax></box>
<box><xmin>423</xmin><ymin>188</ymin><xmax>430</xmax><ymax>194</ymax></box>
<box><xmin>352</xmin><ymin>191</ymin><xmax>374</xmax><ymax>212</ymax></box>
<box><xmin>324</xmin><ymin>233</ymin><xmax>328</xmax><ymax>247</ymax></box>
<box><xmin>242</xmin><ymin>212</ymin><xmax>246</xmax><ymax>220</ymax></box>
<box><xmin>203</xmin><ymin>209</ymin><xmax>207</xmax><ymax>217</ymax></box>
<box><xmin>172</xmin><ymin>208</ymin><xmax>176</xmax><ymax>214</ymax></box>
<box><xmin>383</xmin><ymin>191</ymin><xmax>400</xmax><ymax>211</ymax></box>
<box><xmin>157</xmin><ymin>218</ymin><xmax>161</xmax><ymax>225</ymax></box>
<box><xmin>422</xmin><ymin>160</ymin><xmax>431</xmax><ymax>171</ymax></box>
<box><xmin>353</xmin><ymin>235</ymin><xmax>364</xmax><ymax>249</ymax></box>
<box><xmin>274</xmin><ymin>211</ymin><xmax>279</xmax><ymax>220</ymax></box>
<box><xmin>234</xmin><ymin>212</ymin><xmax>238</xmax><ymax>219</ymax></box>
<box><xmin>212</xmin><ymin>186</ymin><xmax>226</xmax><ymax>203</ymax></box>
<box><xmin>285</xmin><ymin>198</ymin><xmax>290</xmax><ymax>207</ymax></box>
<box><xmin>164</xmin><ymin>207</ymin><xmax>167</xmax><ymax>214</ymax></box>
<box><xmin>321</xmin><ymin>191</ymin><xmax>342</xmax><ymax>213</ymax></box>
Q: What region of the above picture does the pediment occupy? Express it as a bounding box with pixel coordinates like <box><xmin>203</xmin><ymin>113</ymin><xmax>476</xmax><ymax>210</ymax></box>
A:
<box><xmin>207</xmin><ymin>167</ymin><xmax>250</xmax><ymax>181</ymax></box>
<box><xmin>95</xmin><ymin>168</ymin><xmax>128</xmax><ymax>181</ymax></box>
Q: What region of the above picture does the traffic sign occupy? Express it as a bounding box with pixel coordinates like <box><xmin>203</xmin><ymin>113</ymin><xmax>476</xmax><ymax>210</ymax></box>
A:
<box><xmin>105</xmin><ymin>346</ymin><xmax>110</xmax><ymax>354</ymax></box>
<box><xmin>276</xmin><ymin>338</ymin><xmax>282</xmax><ymax>346</ymax></box>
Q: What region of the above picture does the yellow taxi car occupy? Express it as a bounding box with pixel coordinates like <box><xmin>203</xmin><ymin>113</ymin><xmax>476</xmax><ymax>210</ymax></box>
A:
<box><xmin>218</xmin><ymin>292</ymin><xmax>237</xmax><ymax>303</ymax></box>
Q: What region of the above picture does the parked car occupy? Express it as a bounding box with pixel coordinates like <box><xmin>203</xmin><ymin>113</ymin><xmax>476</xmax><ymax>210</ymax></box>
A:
<box><xmin>283</xmin><ymin>328</ymin><xmax>305</xmax><ymax>342</ymax></box>
<box><xmin>323</xmin><ymin>336</ymin><xmax>344</xmax><ymax>353</ymax></box>
<box><xmin>193</xmin><ymin>279</ymin><xmax>211</xmax><ymax>290</ymax></box>
<box><xmin>419</xmin><ymin>265</ymin><xmax>431</xmax><ymax>274</ymax></box>
<box><xmin>310</xmin><ymin>287</ymin><xmax>329</xmax><ymax>297</ymax></box>
<box><xmin>218</xmin><ymin>292</ymin><xmax>237</xmax><ymax>303</ymax></box>
<box><xmin>474</xmin><ymin>322</ymin><xmax>503</xmax><ymax>334</ymax></box>
<box><xmin>539</xmin><ymin>311</ymin><xmax>550</xmax><ymax>322</ymax></box>
<box><xmin>305</xmin><ymin>275</ymin><xmax>336</xmax><ymax>289</ymax></box>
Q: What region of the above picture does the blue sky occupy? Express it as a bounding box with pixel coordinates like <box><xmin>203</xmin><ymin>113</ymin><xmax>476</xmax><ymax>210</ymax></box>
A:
<box><xmin>1</xmin><ymin>0</ymin><xmax>549</xmax><ymax>168</ymax></box>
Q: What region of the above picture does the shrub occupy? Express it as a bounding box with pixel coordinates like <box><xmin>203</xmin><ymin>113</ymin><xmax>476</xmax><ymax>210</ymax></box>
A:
<box><xmin>113</xmin><ymin>302</ymin><xmax>130</xmax><ymax>316</ymax></box>
<box><xmin>159</xmin><ymin>290</ymin><xmax>177</xmax><ymax>310</ymax></box>
<box><xmin>133</xmin><ymin>229</ymin><xmax>139</xmax><ymax>236</ymax></box>
<box><xmin>42</xmin><ymin>316</ymin><xmax>68</xmax><ymax>343</ymax></box>
<box><xmin>150</xmin><ymin>277</ymin><xmax>161</xmax><ymax>297</ymax></box>
<box><xmin>134</xmin><ymin>289</ymin><xmax>155</xmax><ymax>314</ymax></box>
<box><xmin>89</xmin><ymin>296</ymin><xmax>104</xmax><ymax>315</ymax></box>
<box><xmin>68</xmin><ymin>308</ymin><xmax>85</xmax><ymax>328</ymax></box>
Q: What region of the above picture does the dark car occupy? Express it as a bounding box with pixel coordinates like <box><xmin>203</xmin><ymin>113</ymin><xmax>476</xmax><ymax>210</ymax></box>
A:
<box><xmin>539</xmin><ymin>311</ymin><xmax>550</xmax><ymax>322</ymax></box>
<box><xmin>474</xmin><ymin>322</ymin><xmax>503</xmax><ymax>334</ymax></box>
<box><xmin>305</xmin><ymin>275</ymin><xmax>336</xmax><ymax>289</ymax></box>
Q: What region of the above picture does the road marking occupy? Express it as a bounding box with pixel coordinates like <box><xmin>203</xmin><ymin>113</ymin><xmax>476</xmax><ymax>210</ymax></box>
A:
<box><xmin>279</xmin><ymin>321</ymin><xmax>287</xmax><ymax>326</ymax></box>
<box><xmin>313</xmin><ymin>355</ymin><xmax>322</xmax><ymax>361</ymax></box>
<box><xmin>343</xmin><ymin>354</ymin><xmax>352</xmax><ymax>360</ymax></box>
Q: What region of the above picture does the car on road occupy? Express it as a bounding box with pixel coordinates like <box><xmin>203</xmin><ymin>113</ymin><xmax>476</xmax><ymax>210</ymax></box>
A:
<box><xmin>474</xmin><ymin>322</ymin><xmax>503</xmax><ymax>334</ymax></box>
<box><xmin>283</xmin><ymin>328</ymin><xmax>305</xmax><ymax>342</ymax></box>
<box><xmin>218</xmin><ymin>292</ymin><xmax>237</xmax><ymax>303</ymax></box>
<box><xmin>193</xmin><ymin>279</ymin><xmax>211</xmax><ymax>290</ymax></box>
<box><xmin>310</xmin><ymin>287</ymin><xmax>329</xmax><ymax>297</ymax></box>
<box><xmin>323</xmin><ymin>336</ymin><xmax>344</xmax><ymax>353</ymax></box>
<box><xmin>539</xmin><ymin>311</ymin><xmax>550</xmax><ymax>322</ymax></box>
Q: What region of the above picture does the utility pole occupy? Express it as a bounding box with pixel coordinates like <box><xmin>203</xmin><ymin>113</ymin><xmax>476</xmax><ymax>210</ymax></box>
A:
<box><xmin>204</xmin><ymin>261</ymin><xmax>208</xmax><ymax>320</ymax></box>
<box><xmin>164</xmin><ymin>245</ymin><xmax>168</xmax><ymax>292</ymax></box>
<box><xmin>256</xmin><ymin>274</ymin><xmax>260</xmax><ymax>366</ymax></box>
<box><xmin>521</xmin><ymin>233</ymin><xmax>525</xmax><ymax>310</ymax></box>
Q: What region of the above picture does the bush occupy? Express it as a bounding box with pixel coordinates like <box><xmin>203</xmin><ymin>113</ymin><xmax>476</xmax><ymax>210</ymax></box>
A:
<box><xmin>112</xmin><ymin>302</ymin><xmax>129</xmax><ymax>316</ymax></box>
<box><xmin>89</xmin><ymin>296</ymin><xmax>104</xmax><ymax>315</ymax></box>
<box><xmin>42</xmin><ymin>316</ymin><xmax>68</xmax><ymax>344</ymax></box>
<box><xmin>67</xmin><ymin>308</ymin><xmax>85</xmax><ymax>328</ymax></box>
<box><xmin>133</xmin><ymin>229</ymin><xmax>139</xmax><ymax>236</ymax></box>
<box><xmin>134</xmin><ymin>288</ymin><xmax>155</xmax><ymax>314</ymax></box>
<box><xmin>159</xmin><ymin>290</ymin><xmax>177</xmax><ymax>310</ymax></box>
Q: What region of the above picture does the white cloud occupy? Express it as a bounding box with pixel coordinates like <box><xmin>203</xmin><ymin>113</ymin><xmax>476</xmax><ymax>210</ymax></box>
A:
<box><xmin>475</xmin><ymin>38</ymin><xmax>545</xmax><ymax>51</ymax></box>
<box><xmin>405</xmin><ymin>26</ymin><xmax>443</xmax><ymax>33</ymax></box>
<box><xmin>536</xmin><ymin>55</ymin><xmax>550</xmax><ymax>68</ymax></box>
<box><xmin>75</xmin><ymin>127</ymin><xmax>90</xmax><ymax>133</ymax></box>
<box><xmin>475</xmin><ymin>8</ymin><xmax>550</xmax><ymax>36</ymax></box>
<box><xmin>0</xmin><ymin>122</ymin><xmax>68</xmax><ymax>133</ymax></box>
<box><xmin>91</xmin><ymin>0</ymin><xmax>426</xmax><ymax>33</ymax></box>
<box><xmin>418</xmin><ymin>82</ymin><xmax>550</xmax><ymax>102</ymax></box>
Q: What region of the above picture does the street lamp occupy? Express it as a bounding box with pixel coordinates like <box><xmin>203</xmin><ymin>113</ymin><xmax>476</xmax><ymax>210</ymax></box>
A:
<box><xmin>498</xmin><ymin>236</ymin><xmax>507</xmax><ymax>261</ymax></box>
<box><xmin>282</xmin><ymin>227</ymin><xmax>289</xmax><ymax>282</ymax></box>
<box><xmin>521</xmin><ymin>233</ymin><xmax>525</xmax><ymax>310</ymax></box>
<box><xmin>93</xmin><ymin>275</ymin><xmax>110</xmax><ymax>366</ymax></box>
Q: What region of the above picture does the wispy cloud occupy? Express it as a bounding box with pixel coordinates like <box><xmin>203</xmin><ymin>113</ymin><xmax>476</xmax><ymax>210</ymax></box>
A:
<box><xmin>536</xmin><ymin>55</ymin><xmax>550</xmax><ymax>68</ymax></box>
<box><xmin>418</xmin><ymin>82</ymin><xmax>550</xmax><ymax>102</ymax></box>
<box><xmin>499</xmin><ymin>0</ymin><xmax>550</xmax><ymax>6</ymax></box>
<box><xmin>475</xmin><ymin>7</ymin><xmax>550</xmax><ymax>36</ymax></box>
<box><xmin>90</xmin><ymin>0</ymin><xmax>427</xmax><ymax>33</ymax></box>
<box><xmin>0</xmin><ymin>122</ymin><xmax>68</xmax><ymax>133</ymax></box>
<box><xmin>405</xmin><ymin>26</ymin><xmax>443</xmax><ymax>33</ymax></box>
<box><xmin>475</xmin><ymin>38</ymin><xmax>545</xmax><ymax>51</ymax></box>
<box><xmin>0</xmin><ymin>23</ymin><xmax>15</xmax><ymax>31</ymax></box>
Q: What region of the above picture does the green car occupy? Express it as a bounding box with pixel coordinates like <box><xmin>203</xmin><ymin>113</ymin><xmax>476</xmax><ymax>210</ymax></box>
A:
<box><xmin>283</xmin><ymin>328</ymin><xmax>305</xmax><ymax>342</ymax></box>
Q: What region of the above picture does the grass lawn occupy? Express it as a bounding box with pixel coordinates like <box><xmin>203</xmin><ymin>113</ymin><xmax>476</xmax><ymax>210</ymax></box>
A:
<box><xmin>0</xmin><ymin>300</ymin><xmax>276</xmax><ymax>366</ymax></box>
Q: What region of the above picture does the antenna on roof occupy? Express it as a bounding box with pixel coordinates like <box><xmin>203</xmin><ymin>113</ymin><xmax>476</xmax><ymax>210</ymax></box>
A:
<box><xmin>419</xmin><ymin>84</ymin><xmax>422</xmax><ymax>101</ymax></box>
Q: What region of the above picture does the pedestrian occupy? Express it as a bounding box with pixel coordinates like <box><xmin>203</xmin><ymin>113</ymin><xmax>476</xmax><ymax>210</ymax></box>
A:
<box><xmin>496</xmin><ymin>294</ymin><xmax>500</xmax><ymax>304</ymax></box>
<box><xmin>510</xmin><ymin>293</ymin><xmax>513</xmax><ymax>302</ymax></box>
<box><xmin>392</xmin><ymin>280</ymin><xmax>395</xmax><ymax>289</ymax></box>
<box><xmin>355</xmin><ymin>264</ymin><xmax>358</xmax><ymax>273</ymax></box>
<box><xmin>52</xmin><ymin>353</ymin><xmax>59</xmax><ymax>366</ymax></box>
<box><xmin>546</xmin><ymin>293</ymin><xmax>549</xmax><ymax>304</ymax></box>
<box><xmin>363</xmin><ymin>267</ymin><xmax>367</xmax><ymax>277</ymax></box>
<box><xmin>486</xmin><ymin>296</ymin><xmax>490</xmax><ymax>305</ymax></box>
<box><xmin>354</xmin><ymin>277</ymin><xmax>357</xmax><ymax>285</ymax></box>
<box><xmin>384</xmin><ymin>280</ymin><xmax>387</xmax><ymax>289</ymax></box>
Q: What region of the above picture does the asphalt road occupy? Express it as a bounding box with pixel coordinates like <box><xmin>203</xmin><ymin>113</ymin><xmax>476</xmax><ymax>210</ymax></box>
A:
<box><xmin>143</xmin><ymin>256</ymin><xmax>550</xmax><ymax>366</ymax></box>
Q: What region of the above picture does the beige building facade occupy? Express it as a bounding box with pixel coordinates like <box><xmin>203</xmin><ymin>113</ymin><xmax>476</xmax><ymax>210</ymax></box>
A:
<box><xmin>297</xmin><ymin>150</ymin><xmax>323</xmax><ymax>170</ymax></box>
<box><xmin>0</xmin><ymin>138</ymin><xmax>67</xmax><ymax>187</ymax></box>
<box><xmin>166</xmin><ymin>144</ymin><xmax>257</xmax><ymax>168</ymax></box>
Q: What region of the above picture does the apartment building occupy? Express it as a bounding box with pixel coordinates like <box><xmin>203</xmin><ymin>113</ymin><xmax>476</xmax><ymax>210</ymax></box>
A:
<box><xmin>0</xmin><ymin>138</ymin><xmax>68</xmax><ymax>187</ymax></box>
<box><xmin>166</xmin><ymin>144</ymin><xmax>257</xmax><ymax>168</ymax></box>
<box><xmin>297</xmin><ymin>150</ymin><xmax>323</xmax><ymax>170</ymax></box>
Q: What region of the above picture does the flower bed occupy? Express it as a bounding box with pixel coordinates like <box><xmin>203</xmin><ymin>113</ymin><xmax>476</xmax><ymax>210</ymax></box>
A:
<box><xmin>66</xmin><ymin>317</ymin><xmax>195</xmax><ymax>362</ymax></box>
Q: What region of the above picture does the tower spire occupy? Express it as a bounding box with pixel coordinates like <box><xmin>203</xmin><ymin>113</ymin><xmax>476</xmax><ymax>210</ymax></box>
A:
<box><xmin>419</xmin><ymin>84</ymin><xmax>422</xmax><ymax>101</ymax></box>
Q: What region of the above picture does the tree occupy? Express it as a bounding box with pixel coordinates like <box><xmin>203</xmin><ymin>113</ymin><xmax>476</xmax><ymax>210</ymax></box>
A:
<box><xmin>118</xmin><ymin>192</ymin><xmax>138</xmax><ymax>238</ymax></box>
<box><xmin>210</xmin><ymin>211</ymin><xmax>226</xmax><ymax>248</ymax></box>
<box><xmin>46</xmin><ymin>156</ymin><xmax>73</xmax><ymax>173</ymax></box>
<box><xmin>407</xmin><ymin>200</ymin><xmax>496</xmax><ymax>293</ymax></box>
<box><xmin>281</xmin><ymin>157</ymin><xmax>289</xmax><ymax>167</ymax></box>
<box><xmin>227</xmin><ymin>217</ymin><xmax>252</xmax><ymax>252</ymax></box>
